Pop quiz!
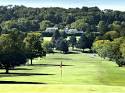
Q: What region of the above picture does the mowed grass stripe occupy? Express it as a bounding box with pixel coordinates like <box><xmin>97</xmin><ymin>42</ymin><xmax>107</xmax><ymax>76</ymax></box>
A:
<box><xmin>1</xmin><ymin>85</ymin><xmax>125</xmax><ymax>93</ymax></box>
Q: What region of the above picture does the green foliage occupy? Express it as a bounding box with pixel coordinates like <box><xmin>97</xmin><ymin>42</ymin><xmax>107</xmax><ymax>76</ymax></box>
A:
<box><xmin>66</xmin><ymin>15</ymin><xmax>75</xmax><ymax>24</ymax></box>
<box><xmin>0</xmin><ymin>5</ymin><xmax>125</xmax><ymax>38</ymax></box>
<box><xmin>0</xmin><ymin>26</ymin><xmax>2</xmax><ymax>35</ymax></box>
<box><xmin>110</xmin><ymin>21</ymin><xmax>121</xmax><ymax>32</ymax></box>
<box><xmin>69</xmin><ymin>35</ymin><xmax>77</xmax><ymax>50</ymax></box>
<box><xmin>119</xmin><ymin>38</ymin><xmax>125</xmax><ymax>63</ymax></box>
<box><xmin>42</xmin><ymin>40</ymin><xmax>53</xmax><ymax>53</ymax></box>
<box><xmin>93</xmin><ymin>37</ymin><xmax>125</xmax><ymax>67</ymax></box>
<box><xmin>103</xmin><ymin>31</ymin><xmax>120</xmax><ymax>41</ymax></box>
<box><xmin>1</xmin><ymin>18</ymin><xmax>40</xmax><ymax>32</ymax></box>
<box><xmin>77</xmin><ymin>34</ymin><xmax>88</xmax><ymax>51</ymax></box>
<box><xmin>1</xmin><ymin>20</ymin><xmax>17</xmax><ymax>31</ymax></box>
<box><xmin>40</xmin><ymin>20</ymin><xmax>53</xmax><ymax>31</ymax></box>
<box><xmin>85</xmin><ymin>31</ymin><xmax>95</xmax><ymax>48</ymax></box>
<box><xmin>60</xmin><ymin>31</ymin><xmax>67</xmax><ymax>38</ymax></box>
<box><xmin>56</xmin><ymin>38</ymin><xmax>69</xmax><ymax>53</ymax></box>
<box><xmin>24</xmin><ymin>32</ymin><xmax>44</xmax><ymax>65</ymax></box>
<box><xmin>71</xmin><ymin>18</ymin><xmax>87</xmax><ymax>30</ymax></box>
<box><xmin>0</xmin><ymin>30</ymin><xmax>27</xmax><ymax>73</ymax></box>
<box><xmin>77</xmin><ymin>31</ymin><xmax>95</xmax><ymax>50</ymax></box>
<box><xmin>51</xmin><ymin>30</ymin><xmax>61</xmax><ymax>47</ymax></box>
<box><xmin>120</xmin><ymin>22</ymin><xmax>125</xmax><ymax>36</ymax></box>
<box><xmin>92</xmin><ymin>40</ymin><xmax>111</xmax><ymax>58</ymax></box>
<box><xmin>97</xmin><ymin>21</ymin><xmax>107</xmax><ymax>34</ymax></box>
<box><xmin>17</xmin><ymin>18</ymin><xmax>40</xmax><ymax>32</ymax></box>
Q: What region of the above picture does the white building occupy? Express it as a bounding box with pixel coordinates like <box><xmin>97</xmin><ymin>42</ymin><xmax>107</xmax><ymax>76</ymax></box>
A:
<box><xmin>45</xmin><ymin>27</ymin><xmax>58</xmax><ymax>33</ymax></box>
<box><xmin>65</xmin><ymin>28</ymin><xmax>83</xmax><ymax>34</ymax></box>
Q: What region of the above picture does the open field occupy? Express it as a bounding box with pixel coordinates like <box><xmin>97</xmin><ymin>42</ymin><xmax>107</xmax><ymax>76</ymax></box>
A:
<box><xmin>43</xmin><ymin>37</ymin><xmax>52</xmax><ymax>41</ymax></box>
<box><xmin>1</xmin><ymin>53</ymin><xmax>125</xmax><ymax>92</ymax></box>
<box><xmin>43</xmin><ymin>36</ymin><xmax>80</xmax><ymax>41</ymax></box>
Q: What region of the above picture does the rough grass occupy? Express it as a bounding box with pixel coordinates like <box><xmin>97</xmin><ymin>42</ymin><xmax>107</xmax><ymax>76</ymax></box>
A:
<box><xmin>1</xmin><ymin>53</ymin><xmax>125</xmax><ymax>92</ymax></box>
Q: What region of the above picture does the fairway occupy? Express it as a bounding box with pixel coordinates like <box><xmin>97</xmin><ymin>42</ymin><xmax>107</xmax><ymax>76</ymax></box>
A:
<box><xmin>1</xmin><ymin>53</ymin><xmax>125</xmax><ymax>92</ymax></box>
<box><xmin>1</xmin><ymin>0</ymin><xmax>125</xmax><ymax>93</ymax></box>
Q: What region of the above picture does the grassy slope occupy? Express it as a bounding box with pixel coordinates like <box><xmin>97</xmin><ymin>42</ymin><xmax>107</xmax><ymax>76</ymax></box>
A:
<box><xmin>1</xmin><ymin>53</ymin><xmax>125</xmax><ymax>92</ymax></box>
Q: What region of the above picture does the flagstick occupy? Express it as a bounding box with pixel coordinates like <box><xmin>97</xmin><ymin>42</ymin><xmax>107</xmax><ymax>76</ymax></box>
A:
<box><xmin>60</xmin><ymin>61</ymin><xmax>62</xmax><ymax>81</ymax></box>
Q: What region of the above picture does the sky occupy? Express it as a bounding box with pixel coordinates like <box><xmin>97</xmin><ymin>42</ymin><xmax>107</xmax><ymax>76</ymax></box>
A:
<box><xmin>0</xmin><ymin>0</ymin><xmax>125</xmax><ymax>11</ymax></box>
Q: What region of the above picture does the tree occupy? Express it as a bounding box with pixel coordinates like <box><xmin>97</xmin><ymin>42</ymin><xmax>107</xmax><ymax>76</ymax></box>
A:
<box><xmin>93</xmin><ymin>37</ymin><xmax>125</xmax><ymax>67</ymax></box>
<box><xmin>1</xmin><ymin>20</ymin><xmax>17</xmax><ymax>32</ymax></box>
<box><xmin>66</xmin><ymin>15</ymin><xmax>75</xmax><ymax>24</ymax></box>
<box><xmin>51</xmin><ymin>30</ymin><xmax>61</xmax><ymax>48</ymax></box>
<box><xmin>120</xmin><ymin>40</ymin><xmax>125</xmax><ymax>59</ymax></box>
<box><xmin>1</xmin><ymin>5</ymin><xmax>125</xmax><ymax>34</ymax></box>
<box><xmin>107</xmin><ymin>38</ymin><xmax>123</xmax><ymax>66</ymax></box>
<box><xmin>17</xmin><ymin>18</ymin><xmax>39</xmax><ymax>32</ymax></box>
<box><xmin>0</xmin><ymin>26</ymin><xmax>2</xmax><ymax>35</ymax></box>
<box><xmin>40</xmin><ymin>20</ymin><xmax>53</xmax><ymax>31</ymax></box>
<box><xmin>24</xmin><ymin>32</ymin><xmax>44</xmax><ymax>65</ymax></box>
<box><xmin>69</xmin><ymin>35</ymin><xmax>77</xmax><ymax>50</ymax></box>
<box><xmin>57</xmin><ymin>38</ymin><xmax>69</xmax><ymax>53</ymax></box>
<box><xmin>42</xmin><ymin>40</ymin><xmax>53</xmax><ymax>53</ymax></box>
<box><xmin>60</xmin><ymin>39</ymin><xmax>69</xmax><ymax>54</ymax></box>
<box><xmin>97</xmin><ymin>21</ymin><xmax>107</xmax><ymax>34</ymax></box>
<box><xmin>0</xmin><ymin>30</ymin><xmax>27</xmax><ymax>74</ymax></box>
<box><xmin>71</xmin><ymin>18</ymin><xmax>87</xmax><ymax>30</ymax></box>
<box><xmin>60</xmin><ymin>31</ymin><xmax>67</xmax><ymax>38</ymax></box>
<box><xmin>120</xmin><ymin>22</ymin><xmax>125</xmax><ymax>36</ymax></box>
<box><xmin>84</xmin><ymin>30</ymin><xmax>95</xmax><ymax>49</ymax></box>
<box><xmin>103</xmin><ymin>31</ymin><xmax>119</xmax><ymax>41</ymax></box>
<box><xmin>110</xmin><ymin>21</ymin><xmax>121</xmax><ymax>32</ymax></box>
<box><xmin>119</xmin><ymin>38</ymin><xmax>125</xmax><ymax>66</ymax></box>
<box><xmin>92</xmin><ymin>40</ymin><xmax>111</xmax><ymax>58</ymax></box>
<box><xmin>77</xmin><ymin>34</ymin><xmax>88</xmax><ymax>51</ymax></box>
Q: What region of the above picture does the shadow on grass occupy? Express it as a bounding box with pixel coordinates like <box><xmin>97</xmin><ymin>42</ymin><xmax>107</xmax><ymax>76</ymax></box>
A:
<box><xmin>28</xmin><ymin>64</ymin><xmax>74</xmax><ymax>67</ymax></box>
<box><xmin>67</xmin><ymin>51</ymin><xmax>80</xmax><ymax>54</ymax></box>
<box><xmin>0</xmin><ymin>81</ymin><xmax>46</xmax><ymax>84</ymax></box>
<box><xmin>0</xmin><ymin>72</ymin><xmax>55</xmax><ymax>77</ymax></box>
<box><xmin>50</xmin><ymin>58</ymin><xmax>72</xmax><ymax>60</ymax></box>
<box><xmin>10</xmin><ymin>68</ymin><xmax>33</xmax><ymax>70</ymax></box>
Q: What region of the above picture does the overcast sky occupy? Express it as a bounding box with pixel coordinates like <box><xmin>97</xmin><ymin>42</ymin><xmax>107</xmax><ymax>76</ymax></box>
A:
<box><xmin>0</xmin><ymin>0</ymin><xmax>125</xmax><ymax>11</ymax></box>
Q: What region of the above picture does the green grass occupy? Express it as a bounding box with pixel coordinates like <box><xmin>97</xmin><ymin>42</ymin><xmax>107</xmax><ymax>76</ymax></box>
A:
<box><xmin>1</xmin><ymin>53</ymin><xmax>125</xmax><ymax>92</ymax></box>
<box><xmin>43</xmin><ymin>37</ymin><xmax>52</xmax><ymax>41</ymax></box>
<box><xmin>43</xmin><ymin>36</ymin><xmax>80</xmax><ymax>41</ymax></box>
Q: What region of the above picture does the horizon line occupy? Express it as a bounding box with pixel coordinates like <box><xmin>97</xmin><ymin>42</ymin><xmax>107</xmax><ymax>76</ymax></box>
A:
<box><xmin>1</xmin><ymin>4</ymin><xmax>125</xmax><ymax>12</ymax></box>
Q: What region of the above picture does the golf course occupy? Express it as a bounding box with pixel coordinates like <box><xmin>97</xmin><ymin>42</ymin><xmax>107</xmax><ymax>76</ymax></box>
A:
<box><xmin>1</xmin><ymin>53</ymin><xmax>125</xmax><ymax>93</ymax></box>
<box><xmin>1</xmin><ymin>0</ymin><xmax>125</xmax><ymax>92</ymax></box>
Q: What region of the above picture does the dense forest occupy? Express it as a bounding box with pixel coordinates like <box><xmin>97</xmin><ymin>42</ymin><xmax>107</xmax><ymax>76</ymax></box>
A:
<box><xmin>0</xmin><ymin>5</ymin><xmax>125</xmax><ymax>34</ymax></box>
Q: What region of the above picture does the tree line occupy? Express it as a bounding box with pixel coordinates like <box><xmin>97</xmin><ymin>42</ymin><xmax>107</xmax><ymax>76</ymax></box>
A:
<box><xmin>0</xmin><ymin>29</ymin><xmax>46</xmax><ymax>74</ymax></box>
<box><xmin>0</xmin><ymin>28</ymin><xmax>93</xmax><ymax>74</ymax></box>
<box><xmin>93</xmin><ymin>35</ymin><xmax>125</xmax><ymax>67</ymax></box>
<box><xmin>0</xmin><ymin>5</ymin><xmax>125</xmax><ymax>34</ymax></box>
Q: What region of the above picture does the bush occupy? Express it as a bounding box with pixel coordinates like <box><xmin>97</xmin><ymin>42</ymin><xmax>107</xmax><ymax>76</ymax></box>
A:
<box><xmin>116</xmin><ymin>58</ymin><xmax>125</xmax><ymax>67</ymax></box>
<box><xmin>42</xmin><ymin>41</ymin><xmax>54</xmax><ymax>53</ymax></box>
